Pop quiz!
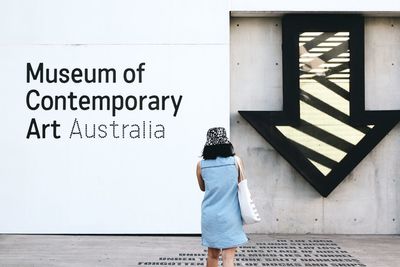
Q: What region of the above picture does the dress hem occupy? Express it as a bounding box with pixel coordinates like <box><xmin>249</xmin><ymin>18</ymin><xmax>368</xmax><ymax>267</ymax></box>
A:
<box><xmin>201</xmin><ymin>236</ymin><xmax>249</xmax><ymax>249</ymax></box>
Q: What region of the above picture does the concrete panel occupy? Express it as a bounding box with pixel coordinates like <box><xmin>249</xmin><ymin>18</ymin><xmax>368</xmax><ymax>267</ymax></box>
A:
<box><xmin>230</xmin><ymin>18</ymin><xmax>282</xmax><ymax>112</ymax></box>
<box><xmin>230</xmin><ymin>17</ymin><xmax>400</xmax><ymax>234</ymax></box>
<box><xmin>365</xmin><ymin>18</ymin><xmax>400</xmax><ymax>110</ymax></box>
<box><xmin>231</xmin><ymin>0</ymin><xmax>400</xmax><ymax>12</ymax></box>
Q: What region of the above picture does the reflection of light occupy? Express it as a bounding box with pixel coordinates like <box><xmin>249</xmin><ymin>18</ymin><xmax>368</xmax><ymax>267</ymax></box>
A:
<box><xmin>310</xmin><ymin>47</ymin><xmax>333</xmax><ymax>52</ymax></box>
<box><xmin>334</xmin><ymin>32</ymin><xmax>350</xmax><ymax>36</ymax></box>
<box><xmin>301</xmin><ymin>81</ymin><xmax>349</xmax><ymax>109</ymax></box>
<box><xmin>301</xmin><ymin>53</ymin><xmax>324</xmax><ymax>57</ymax></box>
<box><xmin>301</xmin><ymin>32</ymin><xmax>324</xmax><ymax>36</ymax></box>
<box><xmin>328</xmin><ymin>58</ymin><xmax>350</xmax><ymax>62</ymax></box>
<box><xmin>309</xmin><ymin>69</ymin><xmax>329</xmax><ymax>73</ymax></box>
<box><xmin>309</xmin><ymin>159</ymin><xmax>331</xmax><ymax>175</ymax></box>
<box><xmin>317</xmin><ymin>42</ymin><xmax>343</xmax><ymax>47</ymax></box>
<box><xmin>294</xmin><ymin>31</ymin><xmax>373</xmax><ymax>176</ymax></box>
<box><xmin>327</xmin><ymin>74</ymin><xmax>350</xmax><ymax>78</ymax></box>
<box><xmin>299</xmin><ymin>37</ymin><xmax>315</xmax><ymax>41</ymax></box>
<box><xmin>328</xmin><ymin>79</ymin><xmax>349</xmax><ymax>88</ymax></box>
<box><xmin>300</xmin><ymin>74</ymin><xmax>316</xmax><ymax>78</ymax></box>
<box><xmin>319</xmin><ymin>63</ymin><xmax>342</xmax><ymax>68</ymax></box>
<box><xmin>326</xmin><ymin>37</ymin><xmax>350</xmax><ymax>41</ymax></box>
<box><xmin>299</xmin><ymin>58</ymin><xmax>314</xmax><ymax>62</ymax></box>
<box><xmin>299</xmin><ymin>101</ymin><xmax>367</xmax><ymax>138</ymax></box>
<box><xmin>300</xmin><ymin>79</ymin><xmax>319</xmax><ymax>83</ymax></box>
<box><xmin>277</xmin><ymin>126</ymin><xmax>346</xmax><ymax>162</ymax></box>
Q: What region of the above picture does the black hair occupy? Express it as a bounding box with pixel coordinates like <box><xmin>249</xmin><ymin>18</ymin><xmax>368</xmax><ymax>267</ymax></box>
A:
<box><xmin>202</xmin><ymin>143</ymin><xmax>235</xmax><ymax>160</ymax></box>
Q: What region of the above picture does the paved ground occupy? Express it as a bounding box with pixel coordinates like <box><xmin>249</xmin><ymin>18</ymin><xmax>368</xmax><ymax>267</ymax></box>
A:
<box><xmin>0</xmin><ymin>234</ymin><xmax>399</xmax><ymax>266</ymax></box>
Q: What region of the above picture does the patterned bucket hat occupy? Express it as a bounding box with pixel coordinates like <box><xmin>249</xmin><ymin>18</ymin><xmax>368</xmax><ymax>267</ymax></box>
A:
<box><xmin>205</xmin><ymin>127</ymin><xmax>230</xmax><ymax>146</ymax></box>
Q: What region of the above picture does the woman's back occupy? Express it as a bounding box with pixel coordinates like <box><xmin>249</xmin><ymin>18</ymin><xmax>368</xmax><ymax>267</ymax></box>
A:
<box><xmin>200</xmin><ymin>156</ymin><xmax>248</xmax><ymax>249</ymax></box>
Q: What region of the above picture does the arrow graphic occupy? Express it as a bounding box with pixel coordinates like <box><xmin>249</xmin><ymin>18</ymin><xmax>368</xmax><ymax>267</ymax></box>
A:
<box><xmin>239</xmin><ymin>15</ymin><xmax>400</xmax><ymax>197</ymax></box>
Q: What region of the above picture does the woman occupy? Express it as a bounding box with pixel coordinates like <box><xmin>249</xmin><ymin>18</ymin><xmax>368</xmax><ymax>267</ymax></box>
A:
<box><xmin>196</xmin><ymin>127</ymin><xmax>248</xmax><ymax>267</ymax></box>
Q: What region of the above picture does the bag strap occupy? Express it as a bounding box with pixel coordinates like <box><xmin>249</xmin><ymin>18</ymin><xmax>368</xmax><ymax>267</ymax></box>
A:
<box><xmin>234</xmin><ymin>156</ymin><xmax>245</xmax><ymax>184</ymax></box>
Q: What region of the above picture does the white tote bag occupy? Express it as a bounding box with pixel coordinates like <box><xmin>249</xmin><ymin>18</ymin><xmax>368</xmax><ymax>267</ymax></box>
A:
<box><xmin>235</xmin><ymin>156</ymin><xmax>261</xmax><ymax>225</ymax></box>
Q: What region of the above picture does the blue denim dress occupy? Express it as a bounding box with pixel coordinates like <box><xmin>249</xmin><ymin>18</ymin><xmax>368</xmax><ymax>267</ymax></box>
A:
<box><xmin>200</xmin><ymin>156</ymin><xmax>249</xmax><ymax>249</ymax></box>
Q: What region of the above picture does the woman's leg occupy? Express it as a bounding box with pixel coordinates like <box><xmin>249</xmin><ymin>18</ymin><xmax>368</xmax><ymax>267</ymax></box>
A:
<box><xmin>206</xmin><ymin>247</ymin><xmax>221</xmax><ymax>267</ymax></box>
<box><xmin>221</xmin><ymin>247</ymin><xmax>236</xmax><ymax>267</ymax></box>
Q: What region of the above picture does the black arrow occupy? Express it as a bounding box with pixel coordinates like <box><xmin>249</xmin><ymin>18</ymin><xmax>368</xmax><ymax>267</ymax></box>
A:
<box><xmin>239</xmin><ymin>14</ymin><xmax>400</xmax><ymax>197</ymax></box>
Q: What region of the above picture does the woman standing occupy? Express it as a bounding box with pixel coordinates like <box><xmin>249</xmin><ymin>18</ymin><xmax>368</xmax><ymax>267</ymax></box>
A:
<box><xmin>196</xmin><ymin>127</ymin><xmax>248</xmax><ymax>267</ymax></box>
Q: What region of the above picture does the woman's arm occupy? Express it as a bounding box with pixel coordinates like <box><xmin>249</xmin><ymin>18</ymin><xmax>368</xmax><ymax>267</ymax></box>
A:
<box><xmin>235</xmin><ymin>155</ymin><xmax>246</xmax><ymax>183</ymax></box>
<box><xmin>196</xmin><ymin>161</ymin><xmax>205</xmax><ymax>192</ymax></box>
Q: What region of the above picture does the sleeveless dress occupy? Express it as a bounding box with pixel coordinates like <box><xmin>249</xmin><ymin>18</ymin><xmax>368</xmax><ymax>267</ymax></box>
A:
<box><xmin>200</xmin><ymin>156</ymin><xmax>249</xmax><ymax>249</ymax></box>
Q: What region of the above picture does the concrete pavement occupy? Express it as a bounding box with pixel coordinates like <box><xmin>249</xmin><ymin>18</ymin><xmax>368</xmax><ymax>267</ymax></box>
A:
<box><xmin>0</xmin><ymin>234</ymin><xmax>399</xmax><ymax>266</ymax></box>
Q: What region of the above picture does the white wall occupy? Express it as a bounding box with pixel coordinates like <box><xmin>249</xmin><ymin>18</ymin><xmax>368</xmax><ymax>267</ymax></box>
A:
<box><xmin>230</xmin><ymin>17</ymin><xmax>400</xmax><ymax>234</ymax></box>
<box><xmin>0</xmin><ymin>1</ymin><xmax>229</xmax><ymax>44</ymax></box>
<box><xmin>0</xmin><ymin>0</ymin><xmax>229</xmax><ymax>234</ymax></box>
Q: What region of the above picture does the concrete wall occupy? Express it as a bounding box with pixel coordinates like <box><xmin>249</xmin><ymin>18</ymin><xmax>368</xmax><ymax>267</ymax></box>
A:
<box><xmin>230</xmin><ymin>17</ymin><xmax>400</xmax><ymax>234</ymax></box>
<box><xmin>230</xmin><ymin>0</ymin><xmax>400</xmax><ymax>12</ymax></box>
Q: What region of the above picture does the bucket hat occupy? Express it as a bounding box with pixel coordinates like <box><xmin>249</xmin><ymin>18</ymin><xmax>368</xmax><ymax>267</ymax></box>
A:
<box><xmin>205</xmin><ymin>127</ymin><xmax>230</xmax><ymax>146</ymax></box>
